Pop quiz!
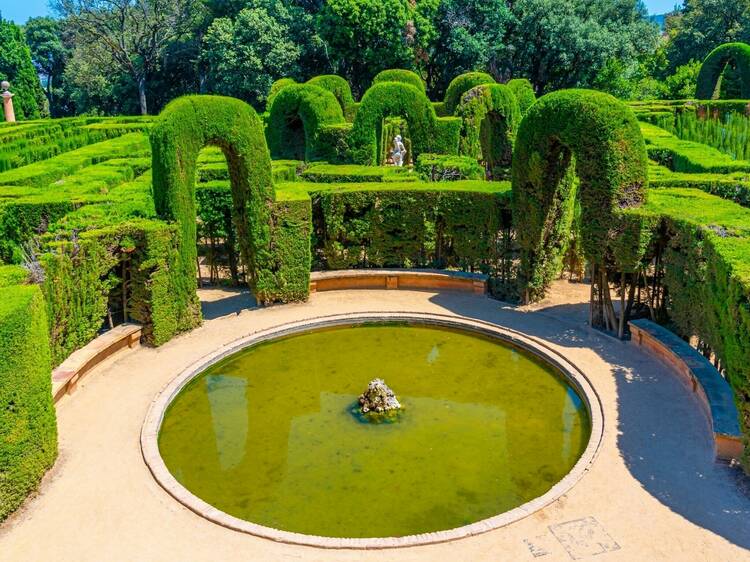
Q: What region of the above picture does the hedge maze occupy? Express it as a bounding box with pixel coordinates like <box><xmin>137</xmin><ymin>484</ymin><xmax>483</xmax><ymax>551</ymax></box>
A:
<box><xmin>4</xmin><ymin>65</ymin><xmax>750</xmax><ymax>517</ymax></box>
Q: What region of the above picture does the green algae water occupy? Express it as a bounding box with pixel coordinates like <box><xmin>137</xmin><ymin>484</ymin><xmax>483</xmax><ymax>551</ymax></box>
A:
<box><xmin>158</xmin><ymin>324</ymin><xmax>590</xmax><ymax>538</ymax></box>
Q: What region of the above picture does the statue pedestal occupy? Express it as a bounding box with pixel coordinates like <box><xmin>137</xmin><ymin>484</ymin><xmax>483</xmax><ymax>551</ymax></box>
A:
<box><xmin>2</xmin><ymin>92</ymin><xmax>16</xmax><ymax>123</ymax></box>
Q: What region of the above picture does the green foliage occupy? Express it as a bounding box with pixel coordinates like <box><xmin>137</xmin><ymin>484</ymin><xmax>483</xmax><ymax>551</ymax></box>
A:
<box><xmin>301</xmin><ymin>164</ymin><xmax>415</xmax><ymax>183</ymax></box>
<box><xmin>317</xmin><ymin>0</ymin><xmax>431</xmax><ymax>94</ymax></box>
<box><xmin>266</xmin><ymin>84</ymin><xmax>347</xmax><ymax>161</ymax></box>
<box><xmin>416</xmin><ymin>153</ymin><xmax>484</xmax><ymax>181</ymax></box>
<box><xmin>443</xmin><ymin>72</ymin><xmax>495</xmax><ymax>115</ymax></box>
<box><xmin>0</xmin><ymin>18</ymin><xmax>46</xmax><ymax>120</ymax></box>
<box><xmin>151</xmin><ymin>94</ymin><xmax>307</xmax><ymax>305</ymax></box>
<box><xmin>202</xmin><ymin>5</ymin><xmax>302</xmax><ymax>109</ymax></box>
<box><xmin>350</xmin><ymin>82</ymin><xmax>459</xmax><ymax>165</ymax></box>
<box><xmin>641</xmin><ymin>121</ymin><xmax>750</xmax><ymax>174</ymax></box>
<box><xmin>0</xmin><ymin>268</ymin><xmax>57</xmax><ymax>522</ymax></box>
<box><xmin>696</xmin><ymin>43</ymin><xmax>750</xmax><ymax>99</ymax></box>
<box><xmin>306</xmin><ymin>75</ymin><xmax>355</xmax><ymax>115</ymax></box>
<box><xmin>512</xmin><ymin>89</ymin><xmax>649</xmax><ymax>300</ymax></box>
<box><xmin>373</xmin><ymin>69</ymin><xmax>426</xmax><ymax>94</ymax></box>
<box><xmin>666</xmin><ymin>109</ymin><xmax>750</xmax><ymax>161</ymax></box>
<box><xmin>24</xmin><ymin>17</ymin><xmax>69</xmax><ymax>118</ymax></box>
<box><xmin>506</xmin><ymin>78</ymin><xmax>536</xmax><ymax>115</ymax></box>
<box><xmin>266</xmin><ymin>78</ymin><xmax>297</xmax><ymax>112</ymax></box>
<box><xmin>455</xmin><ymin>84</ymin><xmax>520</xmax><ymax>178</ymax></box>
<box><xmin>665</xmin><ymin>61</ymin><xmax>702</xmax><ymax>100</ymax></box>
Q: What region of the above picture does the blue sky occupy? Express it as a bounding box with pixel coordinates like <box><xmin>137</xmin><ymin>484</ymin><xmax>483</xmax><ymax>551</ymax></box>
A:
<box><xmin>0</xmin><ymin>0</ymin><xmax>683</xmax><ymax>25</ymax></box>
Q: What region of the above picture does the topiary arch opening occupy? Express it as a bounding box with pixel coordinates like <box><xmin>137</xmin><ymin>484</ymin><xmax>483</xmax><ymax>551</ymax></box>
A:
<box><xmin>456</xmin><ymin>84</ymin><xmax>520</xmax><ymax>179</ymax></box>
<box><xmin>350</xmin><ymin>82</ymin><xmax>440</xmax><ymax>165</ymax></box>
<box><xmin>444</xmin><ymin>72</ymin><xmax>496</xmax><ymax>115</ymax></box>
<box><xmin>266</xmin><ymin>84</ymin><xmax>347</xmax><ymax>162</ymax></box>
<box><xmin>150</xmin><ymin>95</ymin><xmax>275</xmax><ymax>321</ymax></box>
<box><xmin>512</xmin><ymin>89</ymin><xmax>649</xmax><ymax>330</ymax></box>
<box><xmin>696</xmin><ymin>42</ymin><xmax>750</xmax><ymax>100</ymax></box>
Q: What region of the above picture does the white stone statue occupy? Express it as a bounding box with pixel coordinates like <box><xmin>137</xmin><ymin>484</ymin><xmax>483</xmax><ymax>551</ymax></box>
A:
<box><xmin>391</xmin><ymin>135</ymin><xmax>406</xmax><ymax>167</ymax></box>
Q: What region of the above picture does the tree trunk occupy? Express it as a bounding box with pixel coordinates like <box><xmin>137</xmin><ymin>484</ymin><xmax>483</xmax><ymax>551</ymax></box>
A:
<box><xmin>137</xmin><ymin>76</ymin><xmax>148</xmax><ymax>115</ymax></box>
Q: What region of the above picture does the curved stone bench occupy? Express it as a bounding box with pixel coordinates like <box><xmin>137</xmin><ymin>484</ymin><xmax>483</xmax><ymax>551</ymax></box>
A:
<box><xmin>310</xmin><ymin>269</ymin><xmax>487</xmax><ymax>295</ymax></box>
<box><xmin>52</xmin><ymin>323</ymin><xmax>142</xmax><ymax>403</ymax></box>
<box><xmin>629</xmin><ymin>319</ymin><xmax>743</xmax><ymax>461</ymax></box>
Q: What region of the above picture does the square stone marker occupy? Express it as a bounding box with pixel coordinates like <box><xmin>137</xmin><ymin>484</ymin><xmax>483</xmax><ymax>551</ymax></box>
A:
<box><xmin>548</xmin><ymin>516</ymin><xmax>621</xmax><ymax>560</ymax></box>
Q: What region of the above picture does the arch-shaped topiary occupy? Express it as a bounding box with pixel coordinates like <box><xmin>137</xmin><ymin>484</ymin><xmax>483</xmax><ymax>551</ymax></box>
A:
<box><xmin>512</xmin><ymin>89</ymin><xmax>648</xmax><ymax>301</ymax></box>
<box><xmin>266</xmin><ymin>77</ymin><xmax>297</xmax><ymax>112</ymax></box>
<box><xmin>306</xmin><ymin>75</ymin><xmax>355</xmax><ymax>115</ymax></box>
<box><xmin>696</xmin><ymin>43</ymin><xmax>750</xmax><ymax>100</ymax></box>
<box><xmin>350</xmin><ymin>82</ymin><xmax>455</xmax><ymax>165</ymax></box>
<box><xmin>506</xmin><ymin>78</ymin><xmax>537</xmax><ymax>115</ymax></box>
<box><xmin>444</xmin><ymin>72</ymin><xmax>496</xmax><ymax>115</ymax></box>
<box><xmin>150</xmin><ymin>95</ymin><xmax>275</xmax><ymax>313</ymax></box>
<box><xmin>456</xmin><ymin>84</ymin><xmax>520</xmax><ymax>177</ymax></box>
<box><xmin>372</xmin><ymin>69</ymin><xmax>425</xmax><ymax>93</ymax></box>
<box><xmin>266</xmin><ymin>84</ymin><xmax>347</xmax><ymax>161</ymax></box>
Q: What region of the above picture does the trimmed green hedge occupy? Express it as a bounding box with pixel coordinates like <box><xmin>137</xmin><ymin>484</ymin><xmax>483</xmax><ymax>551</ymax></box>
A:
<box><xmin>0</xmin><ymin>266</ymin><xmax>57</xmax><ymax>522</ymax></box>
<box><xmin>350</xmin><ymin>82</ymin><xmax>460</xmax><ymax>165</ymax></box>
<box><xmin>456</xmin><ymin>84</ymin><xmax>521</xmax><ymax>178</ymax></box>
<box><xmin>306</xmin><ymin>75</ymin><xmax>355</xmax><ymax>116</ymax></box>
<box><xmin>266</xmin><ymin>84</ymin><xmax>347</xmax><ymax>162</ymax></box>
<box><xmin>512</xmin><ymin>89</ymin><xmax>649</xmax><ymax>300</ymax></box>
<box><xmin>151</xmin><ymin>95</ymin><xmax>276</xmax><ymax>314</ymax></box>
<box><xmin>443</xmin><ymin>72</ymin><xmax>495</xmax><ymax>115</ymax></box>
<box><xmin>416</xmin><ymin>153</ymin><xmax>484</xmax><ymax>181</ymax></box>
<box><xmin>372</xmin><ymin>69</ymin><xmax>425</xmax><ymax>93</ymax></box>
<box><xmin>696</xmin><ymin>42</ymin><xmax>750</xmax><ymax>100</ymax></box>
<box><xmin>266</xmin><ymin>78</ymin><xmax>297</xmax><ymax>112</ymax></box>
<box><xmin>506</xmin><ymin>79</ymin><xmax>537</xmax><ymax>116</ymax></box>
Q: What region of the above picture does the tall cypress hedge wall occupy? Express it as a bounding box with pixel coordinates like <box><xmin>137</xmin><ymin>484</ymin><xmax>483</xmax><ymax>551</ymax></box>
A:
<box><xmin>266</xmin><ymin>84</ymin><xmax>347</xmax><ymax>161</ymax></box>
<box><xmin>512</xmin><ymin>89</ymin><xmax>649</xmax><ymax>300</ymax></box>
<box><xmin>0</xmin><ymin>265</ymin><xmax>57</xmax><ymax>522</ymax></box>
<box><xmin>695</xmin><ymin>42</ymin><xmax>750</xmax><ymax>100</ymax></box>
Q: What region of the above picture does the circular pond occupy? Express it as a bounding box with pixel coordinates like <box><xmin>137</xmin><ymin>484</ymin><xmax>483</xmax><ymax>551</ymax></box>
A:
<box><xmin>150</xmin><ymin>317</ymin><xmax>595</xmax><ymax>545</ymax></box>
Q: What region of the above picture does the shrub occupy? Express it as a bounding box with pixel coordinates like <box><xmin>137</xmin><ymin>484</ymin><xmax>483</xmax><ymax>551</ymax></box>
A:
<box><xmin>150</xmin><ymin>95</ymin><xmax>274</xmax><ymax>315</ymax></box>
<box><xmin>416</xmin><ymin>154</ymin><xmax>484</xmax><ymax>181</ymax></box>
<box><xmin>372</xmin><ymin>69</ymin><xmax>425</xmax><ymax>93</ymax></box>
<box><xmin>506</xmin><ymin>78</ymin><xmax>537</xmax><ymax>115</ymax></box>
<box><xmin>455</xmin><ymin>84</ymin><xmax>521</xmax><ymax>178</ymax></box>
<box><xmin>512</xmin><ymin>89</ymin><xmax>649</xmax><ymax>300</ymax></box>
<box><xmin>443</xmin><ymin>72</ymin><xmax>495</xmax><ymax>115</ymax></box>
<box><xmin>696</xmin><ymin>43</ymin><xmax>750</xmax><ymax>100</ymax></box>
<box><xmin>265</xmin><ymin>77</ymin><xmax>297</xmax><ymax>112</ymax></box>
<box><xmin>350</xmin><ymin>82</ymin><xmax>459</xmax><ymax>164</ymax></box>
<box><xmin>0</xmin><ymin>266</ymin><xmax>57</xmax><ymax>522</ymax></box>
<box><xmin>266</xmin><ymin>84</ymin><xmax>347</xmax><ymax>161</ymax></box>
<box><xmin>306</xmin><ymin>75</ymin><xmax>355</xmax><ymax>115</ymax></box>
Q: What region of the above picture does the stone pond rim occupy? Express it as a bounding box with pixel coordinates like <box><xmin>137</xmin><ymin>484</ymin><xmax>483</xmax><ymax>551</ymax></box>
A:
<box><xmin>140</xmin><ymin>311</ymin><xmax>605</xmax><ymax>549</ymax></box>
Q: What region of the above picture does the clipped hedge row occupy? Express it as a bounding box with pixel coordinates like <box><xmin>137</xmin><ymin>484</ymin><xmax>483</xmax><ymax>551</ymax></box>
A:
<box><xmin>416</xmin><ymin>153</ymin><xmax>484</xmax><ymax>181</ymax></box>
<box><xmin>513</xmin><ymin>89</ymin><xmax>649</xmax><ymax>300</ymax></box>
<box><xmin>0</xmin><ymin>265</ymin><xmax>57</xmax><ymax>522</ymax></box>
<box><xmin>306</xmin><ymin>75</ymin><xmax>355</xmax><ymax>116</ymax></box>
<box><xmin>696</xmin><ymin>42</ymin><xmax>750</xmax><ymax>100</ymax></box>
<box><xmin>507</xmin><ymin>79</ymin><xmax>537</xmax><ymax>116</ymax></box>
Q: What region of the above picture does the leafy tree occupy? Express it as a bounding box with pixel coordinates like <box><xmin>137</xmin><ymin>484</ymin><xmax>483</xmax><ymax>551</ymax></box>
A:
<box><xmin>507</xmin><ymin>0</ymin><xmax>660</xmax><ymax>94</ymax></box>
<box><xmin>54</xmin><ymin>0</ymin><xmax>203</xmax><ymax>114</ymax></box>
<box><xmin>664</xmin><ymin>60</ymin><xmax>702</xmax><ymax>99</ymax></box>
<box><xmin>317</xmin><ymin>0</ymin><xmax>431</xmax><ymax>94</ymax></box>
<box><xmin>426</xmin><ymin>0</ymin><xmax>514</xmax><ymax>96</ymax></box>
<box><xmin>665</xmin><ymin>0</ymin><xmax>750</xmax><ymax>71</ymax></box>
<box><xmin>24</xmin><ymin>17</ymin><xmax>69</xmax><ymax>116</ymax></box>
<box><xmin>0</xmin><ymin>18</ymin><xmax>46</xmax><ymax>120</ymax></box>
<box><xmin>201</xmin><ymin>3</ymin><xmax>302</xmax><ymax>108</ymax></box>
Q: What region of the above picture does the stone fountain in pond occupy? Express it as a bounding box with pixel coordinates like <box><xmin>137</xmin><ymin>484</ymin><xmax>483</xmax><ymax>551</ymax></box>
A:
<box><xmin>355</xmin><ymin>379</ymin><xmax>402</xmax><ymax>422</ymax></box>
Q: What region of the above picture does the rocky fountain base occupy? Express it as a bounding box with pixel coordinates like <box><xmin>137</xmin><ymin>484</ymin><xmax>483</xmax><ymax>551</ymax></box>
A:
<box><xmin>353</xmin><ymin>379</ymin><xmax>402</xmax><ymax>423</ymax></box>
